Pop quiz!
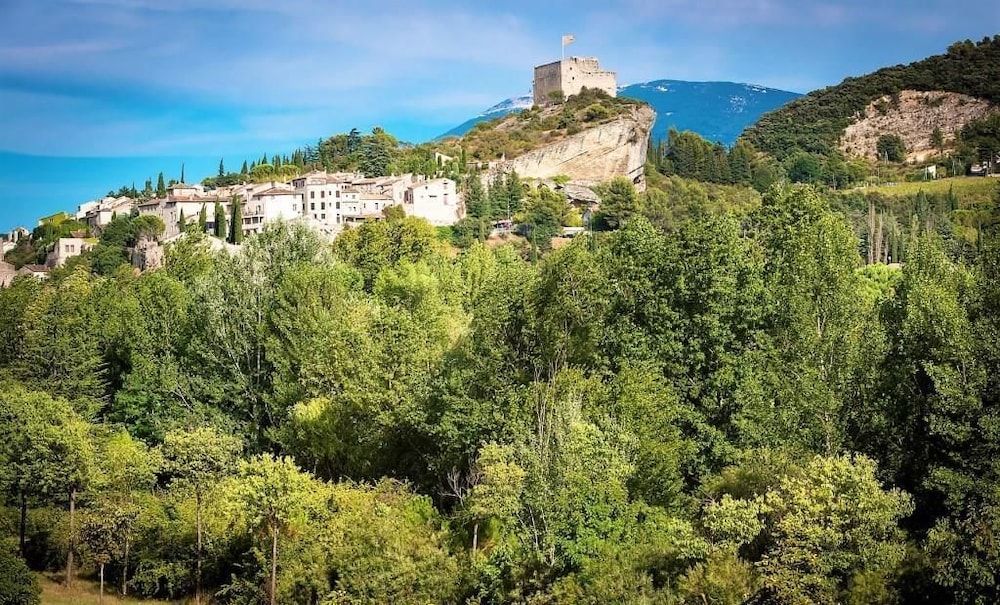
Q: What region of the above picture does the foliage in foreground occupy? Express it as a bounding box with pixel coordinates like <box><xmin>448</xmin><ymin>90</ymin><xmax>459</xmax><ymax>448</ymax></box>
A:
<box><xmin>1</xmin><ymin>183</ymin><xmax>999</xmax><ymax>603</ymax></box>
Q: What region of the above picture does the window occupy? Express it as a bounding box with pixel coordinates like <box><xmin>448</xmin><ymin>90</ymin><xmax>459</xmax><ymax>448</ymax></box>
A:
<box><xmin>321</xmin><ymin>202</ymin><xmax>325</xmax><ymax>210</ymax></box>
<box><xmin>336</xmin><ymin>202</ymin><xmax>341</xmax><ymax>210</ymax></box>
<box><xmin>336</xmin><ymin>190</ymin><xmax>340</xmax><ymax>198</ymax></box>
<box><xmin>310</xmin><ymin>191</ymin><xmax>315</xmax><ymax>199</ymax></box>
<box><xmin>321</xmin><ymin>191</ymin><xmax>325</xmax><ymax>198</ymax></box>
<box><xmin>311</xmin><ymin>203</ymin><xmax>315</xmax><ymax>210</ymax></box>
<box><xmin>321</xmin><ymin>213</ymin><xmax>325</xmax><ymax>220</ymax></box>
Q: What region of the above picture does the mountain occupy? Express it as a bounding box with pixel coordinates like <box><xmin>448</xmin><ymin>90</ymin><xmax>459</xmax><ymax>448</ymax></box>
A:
<box><xmin>617</xmin><ymin>80</ymin><xmax>801</xmax><ymax>145</ymax></box>
<box><xmin>436</xmin><ymin>80</ymin><xmax>801</xmax><ymax>145</ymax></box>
<box><xmin>744</xmin><ymin>37</ymin><xmax>1000</xmax><ymax>160</ymax></box>
<box><xmin>436</xmin><ymin>96</ymin><xmax>534</xmax><ymax>140</ymax></box>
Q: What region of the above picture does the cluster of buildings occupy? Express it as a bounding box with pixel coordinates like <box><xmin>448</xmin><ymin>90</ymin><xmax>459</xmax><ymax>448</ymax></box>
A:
<box><xmin>133</xmin><ymin>172</ymin><xmax>461</xmax><ymax>241</ymax></box>
<box><xmin>0</xmin><ymin>172</ymin><xmax>463</xmax><ymax>284</ymax></box>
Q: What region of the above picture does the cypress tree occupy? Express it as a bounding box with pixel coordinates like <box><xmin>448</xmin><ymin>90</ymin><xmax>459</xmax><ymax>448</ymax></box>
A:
<box><xmin>218</xmin><ymin>159</ymin><xmax>225</xmax><ymax>177</ymax></box>
<box><xmin>230</xmin><ymin>199</ymin><xmax>243</xmax><ymax>244</ymax></box>
<box><xmin>156</xmin><ymin>172</ymin><xmax>166</xmax><ymax>197</ymax></box>
<box><xmin>214</xmin><ymin>202</ymin><xmax>226</xmax><ymax>238</ymax></box>
<box><xmin>506</xmin><ymin>170</ymin><xmax>524</xmax><ymax>214</ymax></box>
<box><xmin>180</xmin><ymin>163</ymin><xmax>186</xmax><ymax>184</ymax></box>
<box><xmin>198</xmin><ymin>204</ymin><xmax>208</xmax><ymax>232</ymax></box>
<box><xmin>178</xmin><ymin>208</ymin><xmax>186</xmax><ymax>232</ymax></box>
<box><xmin>241</xmin><ymin>160</ymin><xmax>248</xmax><ymax>175</ymax></box>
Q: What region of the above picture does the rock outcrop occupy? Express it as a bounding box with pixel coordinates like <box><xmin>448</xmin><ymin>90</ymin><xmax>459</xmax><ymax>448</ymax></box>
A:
<box><xmin>839</xmin><ymin>90</ymin><xmax>993</xmax><ymax>162</ymax></box>
<box><xmin>492</xmin><ymin>105</ymin><xmax>655</xmax><ymax>190</ymax></box>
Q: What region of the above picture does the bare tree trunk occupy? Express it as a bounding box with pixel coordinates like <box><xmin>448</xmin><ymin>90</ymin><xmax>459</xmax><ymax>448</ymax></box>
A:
<box><xmin>19</xmin><ymin>491</ymin><xmax>27</xmax><ymax>556</ymax></box>
<box><xmin>867</xmin><ymin>201</ymin><xmax>875</xmax><ymax>264</ymax></box>
<box><xmin>66</xmin><ymin>489</ymin><xmax>76</xmax><ymax>587</ymax></box>
<box><xmin>196</xmin><ymin>492</ymin><xmax>203</xmax><ymax>605</ymax></box>
<box><xmin>270</xmin><ymin>525</ymin><xmax>278</xmax><ymax>605</ymax></box>
<box><xmin>99</xmin><ymin>563</ymin><xmax>105</xmax><ymax>605</ymax></box>
<box><xmin>122</xmin><ymin>533</ymin><xmax>130</xmax><ymax>595</ymax></box>
<box><xmin>472</xmin><ymin>522</ymin><xmax>479</xmax><ymax>552</ymax></box>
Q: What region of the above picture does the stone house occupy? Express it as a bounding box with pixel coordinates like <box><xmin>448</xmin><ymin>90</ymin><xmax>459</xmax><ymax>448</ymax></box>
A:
<box><xmin>403</xmin><ymin>179</ymin><xmax>463</xmax><ymax>226</ymax></box>
<box><xmin>46</xmin><ymin>237</ymin><xmax>97</xmax><ymax>268</ymax></box>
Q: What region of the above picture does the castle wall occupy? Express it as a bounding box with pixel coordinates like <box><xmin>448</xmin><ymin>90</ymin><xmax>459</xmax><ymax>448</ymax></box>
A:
<box><xmin>533</xmin><ymin>57</ymin><xmax>617</xmax><ymax>106</ymax></box>
<box><xmin>533</xmin><ymin>61</ymin><xmax>563</xmax><ymax>105</ymax></box>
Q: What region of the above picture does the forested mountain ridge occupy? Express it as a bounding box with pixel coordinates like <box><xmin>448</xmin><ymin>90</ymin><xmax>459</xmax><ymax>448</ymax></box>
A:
<box><xmin>743</xmin><ymin>36</ymin><xmax>1000</xmax><ymax>159</ymax></box>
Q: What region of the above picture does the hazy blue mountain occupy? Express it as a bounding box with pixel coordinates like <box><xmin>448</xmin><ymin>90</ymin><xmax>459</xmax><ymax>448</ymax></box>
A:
<box><xmin>436</xmin><ymin>95</ymin><xmax>534</xmax><ymax>140</ymax></box>
<box><xmin>436</xmin><ymin>80</ymin><xmax>801</xmax><ymax>145</ymax></box>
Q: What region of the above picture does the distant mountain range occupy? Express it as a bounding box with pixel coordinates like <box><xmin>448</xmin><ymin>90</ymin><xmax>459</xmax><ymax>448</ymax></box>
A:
<box><xmin>436</xmin><ymin>80</ymin><xmax>801</xmax><ymax>145</ymax></box>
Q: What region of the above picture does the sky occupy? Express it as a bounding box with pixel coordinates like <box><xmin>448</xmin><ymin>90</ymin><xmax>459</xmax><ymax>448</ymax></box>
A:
<box><xmin>1</xmin><ymin>0</ymin><xmax>999</xmax><ymax>231</ymax></box>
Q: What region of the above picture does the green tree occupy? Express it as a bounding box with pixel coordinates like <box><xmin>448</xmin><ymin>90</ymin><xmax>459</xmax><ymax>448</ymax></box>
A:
<box><xmin>235</xmin><ymin>455</ymin><xmax>321</xmax><ymax>605</ymax></box>
<box><xmin>162</xmin><ymin>427</ymin><xmax>241</xmax><ymax>604</ymax></box>
<box><xmin>931</xmin><ymin>127</ymin><xmax>945</xmax><ymax>153</ymax></box>
<box><xmin>877</xmin><ymin>134</ymin><xmax>907</xmax><ymax>162</ymax></box>
<box><xmin>519</xmin><ymin>185</ymin><xmax>571</xmax><ymax>252</ymax></box>
<box><xmin>198</xmin><ymin>204</ymin><xmax>207</xmax><ymax>233</ymax></box>
<box><xmin>757</xmin><ymin>455</ymin><xmax>913</xmax><ymax>604</ymax></box>
<box><xmin>596</xmin><ymin>176</ymin><xmax>640</xmax><ymax>229</ymax></box>
<box><xmin>214</xmin><ymin>202</ymin><xmax>226</xmax><ymax>238</ymax></box>
<box><xmin>156</xmin><ymin>172</ymin><xmax>166</xmax><ymax>197</ymax></box>
<box><xmin>230</xmin><ymin>200</ymin><xmax>243</xmax><ymax>244</ymax></box>
<box><xmin>92</xmin><ymin>431</ymin><xmax>159</xmax><ymax>595</ymax></box>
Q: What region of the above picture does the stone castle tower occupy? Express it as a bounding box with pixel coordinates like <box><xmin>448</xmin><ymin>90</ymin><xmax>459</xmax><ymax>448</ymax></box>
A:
<box><xmin>532</xmin><ymin>56</ymin><xmax>617</xmax><ymax>106</ymax></box>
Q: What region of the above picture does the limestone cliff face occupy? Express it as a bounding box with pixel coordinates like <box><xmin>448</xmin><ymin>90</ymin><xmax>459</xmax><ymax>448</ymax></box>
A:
<box><xmin>839</xmin><ymin>90</ymin><xmax>993</xmax><ymax>162</ymax></box>
<box><xmin>493</xmin><ymin>105</ymin><xmax>655</xmax><ymax>189</ymax></box>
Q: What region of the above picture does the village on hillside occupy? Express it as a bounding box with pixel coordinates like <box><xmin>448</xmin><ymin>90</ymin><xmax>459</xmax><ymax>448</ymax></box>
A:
<box><xmin>0</xmin><ymin>54</ymin><xmax>630</xmax><ymax>287</ymax></box>
<box><xmin>0</xmin><ymin>171</ymin><xmax>463</xmax><ymax>285</ymax></box>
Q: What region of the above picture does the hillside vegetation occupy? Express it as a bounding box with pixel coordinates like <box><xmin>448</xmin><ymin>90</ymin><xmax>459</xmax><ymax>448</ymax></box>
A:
<box><xmin>744</xmin><ymin>36</ymin><xmax>1000</xmax><ymax>159</ymax></box>
<box><xmin>437</xmin><ymin>88</ymin><xmax>645</xmax><ymax>161</ymax></box>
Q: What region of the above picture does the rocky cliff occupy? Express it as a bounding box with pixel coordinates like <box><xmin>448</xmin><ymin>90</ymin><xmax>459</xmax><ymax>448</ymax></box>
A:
<box><xmin>492</xmin><ymin>105</ymin><xmax>656</xmax><ymax>189</ymax></box>
<box><xmin>839</xmin><ymin>90</ymin><xmax>993</xmax><ymax>162</ymax></box>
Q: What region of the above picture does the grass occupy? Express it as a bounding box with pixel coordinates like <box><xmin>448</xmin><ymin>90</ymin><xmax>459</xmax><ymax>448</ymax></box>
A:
<box><xmin>852</xmin><ymin>176</ymin><xmax>998</xmax><ymax>204</ymax></box>
<box><xmin>38</xmin><ymin>573</ymin><xmax>182</xmax><ymax>605</ymax></box>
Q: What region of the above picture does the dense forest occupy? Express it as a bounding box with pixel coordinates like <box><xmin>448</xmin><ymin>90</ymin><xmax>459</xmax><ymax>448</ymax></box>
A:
<box><xmin>3</xmin><ymin>168</ymin><xmax>1000</xmax><ymax>603</ymax></box>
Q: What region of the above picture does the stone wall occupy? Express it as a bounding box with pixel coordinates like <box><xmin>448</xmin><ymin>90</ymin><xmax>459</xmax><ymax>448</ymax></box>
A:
<box><xmin>533</xmin><ymin>57</ymin><xmax>618</xmax><ymax>106</ymax></box>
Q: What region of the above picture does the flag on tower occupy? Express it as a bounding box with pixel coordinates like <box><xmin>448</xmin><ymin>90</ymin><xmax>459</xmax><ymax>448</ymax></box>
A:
<box><xmin>562</xmin><ymin>34</ymin><xmax>575</xmax><ymax>47</ymax></box>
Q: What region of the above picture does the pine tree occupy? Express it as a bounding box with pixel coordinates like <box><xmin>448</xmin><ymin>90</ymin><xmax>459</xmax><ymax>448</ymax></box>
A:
<box><xmin>214</xmin><ymin>202</ymin><xmax>226</xmax><ymax>238</ymax></box>
<box><xmin>156</xmin><ymin>172</ymin><xmax>166</xmax><ymax>197</ymax></box>
<box><xmin>198</xmin><ymin>204</ymin><xmax>208</xmax><ymax>232</ymax></box>
<box><xmin>230</xmin><ymin>199</ymin><xmax>243</xmax><ymax>244</ymax></box>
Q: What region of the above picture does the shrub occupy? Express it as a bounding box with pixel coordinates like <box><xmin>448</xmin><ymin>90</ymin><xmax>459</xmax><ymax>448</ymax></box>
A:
<box><xmin>584</xmin><ymin>103</ymin><xmax>611</xmax><ymax>122</ymax></box>
<box><xmin>0</xmin><ymin>549</ymin><xmax>41</xmax><ymax>605</ymax></box>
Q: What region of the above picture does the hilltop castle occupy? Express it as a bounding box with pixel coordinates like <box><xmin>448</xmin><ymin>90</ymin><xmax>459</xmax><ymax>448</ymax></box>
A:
<box><xmin>533</xmin><ymin>56</ymin><xmax>617</xmax><ymax>106</ymax></box>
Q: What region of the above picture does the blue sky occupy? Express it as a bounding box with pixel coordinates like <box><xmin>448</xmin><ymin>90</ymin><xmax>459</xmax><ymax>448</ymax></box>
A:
<box><xmin>1</xmin><ymin>0</ymin><xmax>999</xmax><ymax>231</ymax></box>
